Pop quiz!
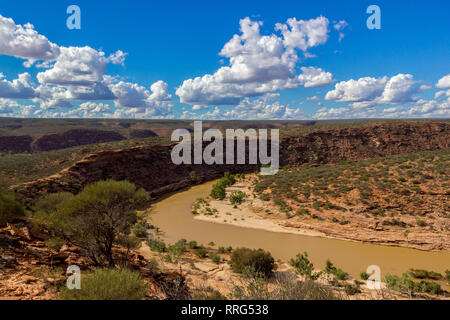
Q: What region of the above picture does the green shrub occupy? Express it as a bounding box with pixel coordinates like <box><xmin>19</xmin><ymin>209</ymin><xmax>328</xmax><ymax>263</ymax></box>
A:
<box><xmin>232</xmin><ymin>274</ymin><xmax>335</xmax><ymax>300</ymax></box>
<box><xmin>360</xmin><ymin>271</ymin><xmax>370</xmax><ymax>280</ymax></box>
<box><xmin>209</xmin><ymin>253</ymin><xmax>220</xmax><ymax>264</ymax></box>
<box><xmin>146</xmin><ymin>258</ymin><xmax>160</xmax><ymax>275</ymax></box>
<box><xmin>222</xmin><ymin>172</ymin><xmax>236</xmax><ymax>186</ymax></box>
<box><xmin>188</xmin><ymin>240</ymin><xmax>198</xmax><ymax>249</ymax></box>
<box><xmin>344</xmin><ymin>283</ymin><xmax>360</xmax><ymax>296</ymax></box>
<box><xmin>60</xmin><ymin>268</ymin><xmax>147</xmax><ymax>300</ymax></box>
<box><xmin>416</xmin><ymin>280</ymin><xmax>442</xmax><ymax>295</ymax></box>
<box><xmin>230</xmin><ymin>191</ymin><xmax>246</xmax><ymax>205</ymax></box>
<box><xmin>408</xmin><ymin>269</ymin><xmax>442</xmax><ymax>280</ymax></box>
<box><xmin>210</xmin><ymin>173</ymin><xmax>236</xmax><ymax>199</ymax></box>
<box><xmin>132</xmin><ymin>224</ymin><xmax>147</xmax><ymax>238</ymax></box>
<box><xmin>324</xmin><ymin>259</ymin><xmax>348</xmax><ymax>280</ymax></box>
<box><xmin>117</xmin><ymin>235</ymin><xmax>142</xmax><ymax>254</ymax></box>
<box><xmin>0</xmin><ymin>192</ymin><xmax>25</xmax><ymax>226</ymax></box>
<box><xmin>148</xmin><ymin>238</ymin><xmax>166</xmax><ymax>253</ymax></box>
<box><xmin>230</xmin><ymin>247</ymin><xmax>275</xmax><ymax>278</ymax></box>
<box><xmin>218</xmin><ymin>246</ymin><xmax>226</xmax><ymax>253</ymax></box>
<box><xmin>195</xmin><ymin>247</ymin><xmax>208</xmax><ymax>258</ymax></box>
<box><xmin>275</xmin><ymin>279</ymin><xmax>335</xmax><ymax>300</ymax></box>
<box><xmin>384</xmin><ymin>273</ymin><xmax>416</xmax><ymax>296</ymax></box>
<box><xmin>289</xmin><ymin>252</ymin><xmax>321</xmax><ymax>280</ymax></box>
<box><xmin>384</xmin><ymin>273</ymin><xmax>442</xmax><ymax>296</ymax></box>
<box><xmin>166</xmin><ymin>240</ymin><xmax>187</xmax><ymax>262</ymax></box>
<box><xmin>210</xmin><ymin>183</ymin><xmax>226</xmax><ymax>200</ymax></box>
<box><xmin>132</xmin><ymin>219</ymin><xmax>149</xmax><ymax>238</ymax></box>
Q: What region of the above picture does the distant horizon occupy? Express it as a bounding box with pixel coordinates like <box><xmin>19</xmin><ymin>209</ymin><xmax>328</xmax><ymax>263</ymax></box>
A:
<box><xmin>0</xmin><ymin>0</ymin><xmax>449</xmax><ymax>120</ymax></box>
<box><xmin>1</xmin><ymin>116</ymin><xmax>449</xmax><ymax>123</ymax></box>
<box><xmin>1</xmin><ymin>117</ymin><xmax>450</xmax><ymax>121</ymax></box>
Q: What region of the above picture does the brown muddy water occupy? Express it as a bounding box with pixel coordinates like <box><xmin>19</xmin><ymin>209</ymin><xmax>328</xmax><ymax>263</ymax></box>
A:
<box><xmin>147</xmin><ymin>180</ymin><xmax>450</xmax><ymax>278</ymax></box>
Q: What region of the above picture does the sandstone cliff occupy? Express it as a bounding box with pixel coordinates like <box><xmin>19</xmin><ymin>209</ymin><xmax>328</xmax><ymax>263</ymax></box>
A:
<box><xmin>13</xmin><ymin>121</ymin><xmax>450</xmax><ymax>201</ymax></box>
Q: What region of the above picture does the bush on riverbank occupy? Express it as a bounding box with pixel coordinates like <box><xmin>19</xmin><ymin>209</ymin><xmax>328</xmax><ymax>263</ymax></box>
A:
<box><xmin>384</xmin><ymin>272</ymin><xmax>442</xmax><ymax>296</ymax></box>
<box><xmin>230</xmin><ymin>247</ymin><xmax>275</xmax><ymax>278</ymax></box>
<box><xmin>408</xmin><ymin>269</ymin><xmax>442</xmax><ymax>280</ymax></box>
<box><xmin>148</xmin><ymin>238</ymin><xmax>167</xmax><ymax>253</ymax></box>
<box><xmin>230</xmin><ymin>191</ymin><xmax>246</xmax><ymax>204</ymax></box>
<box><xmin>289</xmin><ymin>252</ymin><xmax>321</xmax><ymax>280</ymax></box>
<box><xmin>324</xmin><ymin>259</ymin><xmax>348</xmax><ymax>281</ymax></box>
<box><xmin>210</xmin><ymin>172</ymin><xmax>236</xmax><ymax>200</ymax></box>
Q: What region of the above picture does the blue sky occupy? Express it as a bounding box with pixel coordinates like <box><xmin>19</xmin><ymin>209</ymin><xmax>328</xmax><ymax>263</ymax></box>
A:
<box><xmin>0</xmin><ymin>0</ymin><xmax>449</xmax><ymax>119</ymax></box>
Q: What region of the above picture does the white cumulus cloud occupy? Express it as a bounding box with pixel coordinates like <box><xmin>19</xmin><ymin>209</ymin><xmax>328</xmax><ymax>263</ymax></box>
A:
<box><xmin>176</xmin><ymin>16</ymin><xmax>332</xmax><ymax>106</ymax></box>
<box><xmin>298</xmin><ymin>66</ymin><xmax>334</xmax><ymax>88</ymax></box>
<box><xmin>37</xmin><ymin>46</ymin><xmax>125</xmax><ymax>86</ymax></box>
<box><xmin>436</xmin><ymin>74</ymin><xmax>450</xmax><ymax>89</ymax></box>
<box><xmin>0</xmin><ymin>14</ymin><xmax>60</xmax><ymax>66</ymax></box>
<box><xmin>0</xmin><ymin>72</ymin><xmax>36</xmax><ymax>99</ymax></box>
<box><xmin>109</xmin><ymin>79</ymin><xmax>173</xmax><ymax>117</ymax></box>
<box><xmin>325</xmin><ymin>74</ymin><xmax>423</xmax><ymax>107</ymax></box>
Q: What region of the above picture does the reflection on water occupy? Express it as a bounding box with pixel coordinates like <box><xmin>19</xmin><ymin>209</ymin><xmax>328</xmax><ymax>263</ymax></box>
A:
<box><xmin>148</xmin><ymin>180</ymin><xmax>450</xmax><ymax>277</ymax></box>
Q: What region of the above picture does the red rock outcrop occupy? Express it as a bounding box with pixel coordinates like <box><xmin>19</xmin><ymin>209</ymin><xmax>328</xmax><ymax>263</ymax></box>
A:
<box><xmin>0</xmin><ymin>135</ymin><xmax>32</xmax><ymax>154</ymax></box>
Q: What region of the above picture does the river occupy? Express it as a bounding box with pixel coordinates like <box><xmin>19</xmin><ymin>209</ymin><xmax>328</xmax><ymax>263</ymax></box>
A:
<box><xmin>147</xmin><ymin>180</ymin><xmax>450</xmax><ymax>278</ymax></box>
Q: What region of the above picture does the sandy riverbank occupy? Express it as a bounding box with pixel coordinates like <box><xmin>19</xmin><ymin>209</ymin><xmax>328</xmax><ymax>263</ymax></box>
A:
<box><xmin>192</xmin><ymin>178</ymin><xmax>449</xmax><ymax>252</ymax></box>
<box><xmin>194</xmin><ymin>184</ymin><xmax>326</xmax><ymax>238</ymax></box>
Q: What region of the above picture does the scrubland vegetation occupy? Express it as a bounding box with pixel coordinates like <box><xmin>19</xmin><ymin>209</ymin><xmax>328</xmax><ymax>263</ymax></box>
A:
<box><xmin>253</xmin><ymin>149</ymin><xmax>449</xmax><ymax>232</ymax></box>
<box><xmin>1</xmin><ymin>119</ymin><xmax>449</xmax><ymax>300</ymax></box>
<box><xmin>60</xmin><ymin>268</ymin><xmax>147</xmax><ymax>300</ymax></box>
<box><xmin>2</xmin><ymin>175</ymin><xmax>448</xmax><ymax>300</ymax></box>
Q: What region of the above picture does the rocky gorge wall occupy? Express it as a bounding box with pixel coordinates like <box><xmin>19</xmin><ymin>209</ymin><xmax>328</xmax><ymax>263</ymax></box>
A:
<box><xmin>13</xmin><ymin>121</ymin><xmax>450</xmax><ymax>202</ymax></box>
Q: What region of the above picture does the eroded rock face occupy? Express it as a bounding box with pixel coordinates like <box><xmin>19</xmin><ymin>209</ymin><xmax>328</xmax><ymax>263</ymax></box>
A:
<box><xmin>0</xmin><ymin>135</ymin><xmax>33</xmax><ymax>154</ymax></box>
<box><xmin>31</xmin><ymin>129</ymin><xmax>125</xmax><ymax>152</ymax></box>
<box><xmin>280</xmin><ymin>122</ymin><xmax>449</xmax><ymax>165</ymax></box>
<box><xmin>13</xmin><ymin>122</ymin><xmax>450</xmax><ymax>201</ymax></box>
<box><xmin>0</xmin><ymin>224</ymin><xmax>153</xmax><ymax>300</ymax></box>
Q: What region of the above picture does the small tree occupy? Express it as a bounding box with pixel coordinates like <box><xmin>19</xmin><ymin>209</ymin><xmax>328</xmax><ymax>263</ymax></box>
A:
<box><xmin>35</xmin><ymin>180</ymin><xmax>149</xmax><ymax>266</ymax></box>
<box><xmin>210</xmin><ymin>172</ymin><xmax>236</xmax><ymax>200</ymax></box>
<box><xmin>0</xmin><ymin>192</ymin><xmax>25</xmax><ymax>226</ymax></box>
<box><xmin>210</xmin><ymin>183</ymin><xmax>226</xmax><ymax>199</ymax></box>
<box><xmin>289</xmin><ymin>252</ymin><xmax>321</xmax><ymax>280</ymax></box>
<box><xmin>230</xmin><ymin>247</ymin><xmax>275</xmax><ymax>278</ymax></box>
<box><xmin>324</xmin><ymin>259</ymin><xmax>348</xmax><ymax>280</ymax></box>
